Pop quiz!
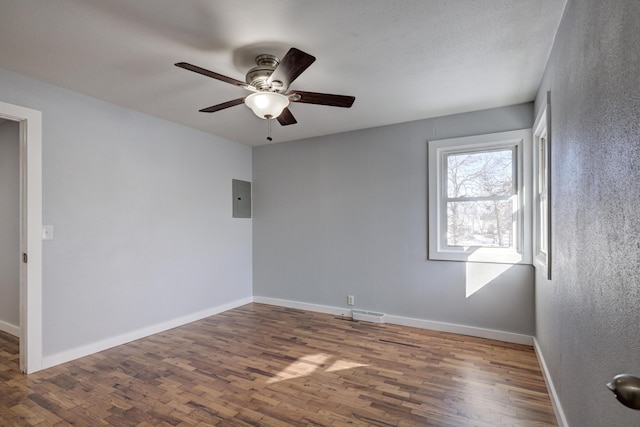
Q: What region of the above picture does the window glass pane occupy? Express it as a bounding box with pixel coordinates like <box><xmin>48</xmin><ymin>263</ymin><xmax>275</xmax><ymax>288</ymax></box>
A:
<box><xmin>447</xmin><ymin>200</ymin><xmax>514</xmax><ymax>247</ymax></box>
<box><xmin>539</xmin><ymin>195</ymin><xmax>548</xmax><ymax>254</ymax></box>
<box><xmin>538</xmin><ymin>136</ymin><xmax>547</xmax><ymax>190</ymax></box>
<box><xmin>447</xmin><ymin>150</ymin><xmax>513</xmax><ymax>198</ymax></box>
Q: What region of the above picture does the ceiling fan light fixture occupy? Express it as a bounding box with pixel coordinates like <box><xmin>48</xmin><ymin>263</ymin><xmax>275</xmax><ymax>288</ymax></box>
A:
<box><xmin>244</xmin><ymin>92</ymin><xmax>289</xmax><ymax>119</ymax></box>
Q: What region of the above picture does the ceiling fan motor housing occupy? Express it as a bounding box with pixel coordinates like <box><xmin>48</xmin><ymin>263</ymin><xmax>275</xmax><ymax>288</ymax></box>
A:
<box><xmin>245</xmin><ymin>54</ymin><xmax>285</xmax><ymax>92</ymax></box>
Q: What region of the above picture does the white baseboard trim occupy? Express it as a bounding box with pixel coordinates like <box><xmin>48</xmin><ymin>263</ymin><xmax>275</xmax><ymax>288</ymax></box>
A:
<box><xmin>534</xmin><ymin>337</ymin><xmax>569</xmax><ymax>427</ymax></box>
<box><xmin>253</xmin><ymin>296</ymin><xmax>533</xmax><ymax>345</ymax></box>
<box><xmin>0</xmin><ymin>319</ymin><xmax>19</xmax><ymax>337</ymax></box>
<box><xmin>386</xmin><ymin>314</ymin><xmax>533</xmax><ymax>345</ymax></box>
<box><xmin>253</xmin><ymin>296</ymin><xmax>353</xmax><ymax>317</ymax></box>
<box><xmin>42</xmin><ymin>296</ymin><xmax>253</xmax><ymax>369</ymax></box>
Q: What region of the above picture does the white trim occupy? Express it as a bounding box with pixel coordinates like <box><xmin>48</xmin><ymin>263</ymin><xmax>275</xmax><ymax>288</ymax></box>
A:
<box><xmin>385</xmin><ymin>313</ymin><xmax>533</xmax><ymax>345</ymax></box>
<box><xmin>532</xmin><ymin>92</ymin><xmax>552</xmax><ymax>279</ymax></box>
<box><xmin>253</xmin><ymin>296</ymin><xmax>353</xmax><ymax>317</ymax></box>
<box><xmin>253</xmin><ymin>296</ymin><xmax>533</xmax><ymax>345</ymax></box>
<box><xmin>428</xmin><ymin>129</ymin><xmax>532</xmax><ymax>264</ymax></box>
<box><xmin>0</xmin><ymin>319</ymin><xmax>20</xmax><ymax>337</ymax></box>
<box><xmin>534</xmin><ymin>337</ymin><xmax>569</xmax><ymax>427</ymax></box>
<box><xmin>42</xmin><ymin>297</ymin><xmax>252</xmax><ymax>369</ymax></box>
<box><xmin>0</xmin><ymin>100</ymin><xmax>43</xmax><ymax>374</ymax></box>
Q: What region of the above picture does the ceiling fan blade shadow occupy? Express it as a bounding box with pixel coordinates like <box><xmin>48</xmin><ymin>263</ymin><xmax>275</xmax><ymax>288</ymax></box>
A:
<box><xmin>199</xmin><ymin>97</ymin><xmax>245</xmax><ymax>113</ymax></box>
<box><xmin>267</xmin><ymin>48</ymin><xmax>316</xmax><ymax>89</ymax></box>
<box><xmin>290</xmin><ymin>91</ymin><xmax>355</xmax><ymax>108</ymax></box>
<box><xmin>277</xmin><ymin>108</ymin><xmax>297</xmax><ymax>126</ymax></box>
<box><xmin>176</xmin><ymin>62</ymin><xmax>252</xmax><ymax>89</ymax></box>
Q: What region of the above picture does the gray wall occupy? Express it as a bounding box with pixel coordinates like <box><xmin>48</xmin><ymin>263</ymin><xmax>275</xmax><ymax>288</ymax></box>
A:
<box><xmin>0</xmin><ymin>68</ymin><xmax>252</xmax><ymax>359</ymax></box>
<box><xmin>534</xmin><ymin>0</ymin><xmax>640</xmax><ymax>425</ymax></box>
<box><xmin>253</xmin><ymin>104</ymin><xmax>536</xmax><ymax>335</ymax></box>
<box><xmin>0</xmin><ymin>120</ymin><xmax>20</xmax><ymax>333</ymax></box>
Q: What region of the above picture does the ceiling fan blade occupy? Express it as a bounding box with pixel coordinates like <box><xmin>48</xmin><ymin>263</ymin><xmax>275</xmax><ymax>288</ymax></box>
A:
<box><xmin>199</xmin><ymin>97</ymin><xmax>245</xmax><ymax>113</ymax></box>
<box><xmin>290</xmin><ymin>91</ymin><xmax>355</xmax><ymax>108</ymax></box>
<box><xmin>277</xmin><ymin>108</ymin><xmax>297</xmax><ymax>126</ymax></box>
<box><xmin>267</xmin><ymin>48</ymin><xmax>316</xmax><ymax>88</ymax></box>
<box><xmin>175</xmin><ymin>62</ymin><xmax>251</xmax><ymax>89</ymax></box>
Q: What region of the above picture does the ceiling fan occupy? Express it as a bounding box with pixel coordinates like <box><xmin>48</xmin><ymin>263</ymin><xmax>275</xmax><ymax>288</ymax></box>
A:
<box><xmin>175</xmin><ymin>47</ymin><xmax>355</xmax><ymax>140</ymax></box>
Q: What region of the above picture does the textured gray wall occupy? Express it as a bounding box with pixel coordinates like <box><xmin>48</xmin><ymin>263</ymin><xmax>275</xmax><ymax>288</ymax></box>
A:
<box><xmin>534</xmin><ymin>0</ymin><xmax>640</xmax><ymax>425</ymax></box>
<box><xmin>0</xmin><ymin>120</ymin><xmax>20</xmax><ymax>332</ymax></box>
<box><xmin>254</xmin><ymin>104</ymin><xmax>536</xmax><ymax>335</ymax></box>
<box><xmin>0</xmin><ymin>68</ymin><xmax>253</xmax><ymax>358</ymax></box>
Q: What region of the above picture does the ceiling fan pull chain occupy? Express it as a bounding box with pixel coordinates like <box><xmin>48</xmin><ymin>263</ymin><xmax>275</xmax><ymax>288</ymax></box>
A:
<box><xmin>266</xmin><ymin>114</ymin><xmax>273</xmax><ymax>141</ymax></box>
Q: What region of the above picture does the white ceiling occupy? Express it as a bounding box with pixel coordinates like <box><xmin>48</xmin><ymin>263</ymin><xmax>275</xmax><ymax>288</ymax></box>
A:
<box><xmin>0</xmin><ymin>0</ymin><xmax>566</xmax><ymax>146</ymax></box>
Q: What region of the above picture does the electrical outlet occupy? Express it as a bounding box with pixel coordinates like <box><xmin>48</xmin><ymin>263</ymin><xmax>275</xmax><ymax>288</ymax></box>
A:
<box><xmin>347</xmin><ymin>295</ymin><xmax>354</xmax><ymax>306</ymax></box>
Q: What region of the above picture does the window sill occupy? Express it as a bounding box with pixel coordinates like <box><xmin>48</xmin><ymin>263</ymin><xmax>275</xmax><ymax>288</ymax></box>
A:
<box><xmin>429</xmin><ymin>247</ymin><xmax>531</xmax><ymax>265</ymax></box>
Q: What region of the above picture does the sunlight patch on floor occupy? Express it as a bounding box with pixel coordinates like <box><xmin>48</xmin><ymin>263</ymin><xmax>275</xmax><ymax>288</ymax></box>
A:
<box><xmin>266</xmin><ymin>353</ymin><xmax>369</xmax><ymax>383</ymax></box>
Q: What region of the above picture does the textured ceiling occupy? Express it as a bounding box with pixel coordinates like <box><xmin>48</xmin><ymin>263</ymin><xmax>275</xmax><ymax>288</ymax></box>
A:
<box><xmin>0</xmin><ymin>0</ymin><xmax>566</xmax><ymax>146</ymax></box>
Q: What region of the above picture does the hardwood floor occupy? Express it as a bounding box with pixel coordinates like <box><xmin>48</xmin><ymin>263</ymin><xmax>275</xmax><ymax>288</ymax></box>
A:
<box><xmin>0</xmin><ymin>303</ymin><xmax>557</xmax><ymax>426</ymax></box>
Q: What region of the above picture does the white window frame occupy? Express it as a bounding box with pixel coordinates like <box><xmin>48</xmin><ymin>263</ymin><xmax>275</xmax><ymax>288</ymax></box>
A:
<box><xmin>428</xmin><ymin>129</ymin><xmax>532</xmax><ymax>264</ymax></box>
<box><xmin>533</xmin><ymin>92</ymin><xmax>552</xmax><ymax>278</ymax></box>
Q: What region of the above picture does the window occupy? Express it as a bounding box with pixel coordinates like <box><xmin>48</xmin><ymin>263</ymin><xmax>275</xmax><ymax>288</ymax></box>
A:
<box><xmin>533</xmin><ymin>92</ymin><xmax>551</xmax><ymax>278</ymax></box>
<box><xmin>428</xmin><ymin>129</ymin><xmax>532</xmax><ymax>264</ymax></box>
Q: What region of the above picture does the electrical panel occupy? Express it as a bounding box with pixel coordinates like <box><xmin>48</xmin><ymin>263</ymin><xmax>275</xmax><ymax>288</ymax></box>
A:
<box><xmin>232</xmin><ymin>179</ymin><xmax>251</xmax><ymax>218</ymax></box>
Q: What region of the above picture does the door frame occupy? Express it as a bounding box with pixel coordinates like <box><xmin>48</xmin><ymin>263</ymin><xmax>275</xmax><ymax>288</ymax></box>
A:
<box><xmin>0</xmin><ymin>100</ymin><xmax>42</xmax><ymax>373</ymax></box>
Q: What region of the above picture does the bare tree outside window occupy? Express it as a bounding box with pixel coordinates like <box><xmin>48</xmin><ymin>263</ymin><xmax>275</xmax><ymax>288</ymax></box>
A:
<box><xmin>445</xmin><ymin>149</ymin><xmax>514</xmax><ymax>247</ymax></box>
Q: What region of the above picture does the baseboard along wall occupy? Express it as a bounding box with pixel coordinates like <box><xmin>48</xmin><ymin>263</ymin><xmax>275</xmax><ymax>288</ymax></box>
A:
<box><xmin>41</xmin><ymin>297</ymin><xmax>253</xmax><ymax>370</ymax></box>
<box><xmin>534</xmin><ymin>337</ymin><xmax>569</xmax><ymax>427</ymax></box>
<box><xmin>252</xmin><ymin>296</ymin><xmax>534</xmax><ymax>346</ymax></box>
<box><xmin>39</xmin><ymin>296</ymin><xmax>539</xmax><ymax>380</ymax></box>
<box><xmin>0</xmin><ymin>319</ymin><xmax>19</xmax><ymax>337</ymax></box>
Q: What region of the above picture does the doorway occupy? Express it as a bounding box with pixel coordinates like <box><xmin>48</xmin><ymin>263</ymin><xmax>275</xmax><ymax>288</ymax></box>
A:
<box><xmin>0</xmin><ymin>100</ymin><xmax>42</xmax><ymax>373</ymax></box>
<box><xmin>0</xmin><ymin>119</ymin><xmax>20</xmax><ymax>352</ymax></box>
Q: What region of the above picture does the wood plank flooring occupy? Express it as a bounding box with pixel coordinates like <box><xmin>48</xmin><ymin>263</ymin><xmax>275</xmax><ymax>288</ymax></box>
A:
<box><xmin>0</xmin><ymin>303</ymin><xmax>557</xmax><ymax>426</ymax></box>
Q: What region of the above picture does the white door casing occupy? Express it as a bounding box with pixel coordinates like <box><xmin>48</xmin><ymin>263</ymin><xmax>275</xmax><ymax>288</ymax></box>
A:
<box><xmin>0</xmin><ymin>100</ymin><xmax>42</xmax><ymax>373</ymax></box>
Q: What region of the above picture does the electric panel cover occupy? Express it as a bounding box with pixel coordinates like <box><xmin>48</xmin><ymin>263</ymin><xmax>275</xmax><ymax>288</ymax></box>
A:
<box><xmin>232</xmin><ymin>179</ymin><xmax>251</xmax><ymax>218</ymax></box>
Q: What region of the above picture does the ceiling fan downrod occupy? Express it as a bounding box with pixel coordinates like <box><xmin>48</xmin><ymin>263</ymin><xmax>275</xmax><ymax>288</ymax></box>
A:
<box><xmin>266</xmin><ymin>114</ymin><xmax>273</xmax><ymax>141</ymax></box>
